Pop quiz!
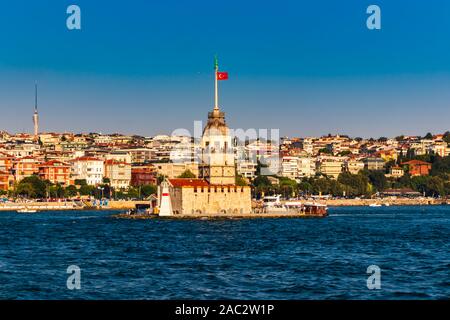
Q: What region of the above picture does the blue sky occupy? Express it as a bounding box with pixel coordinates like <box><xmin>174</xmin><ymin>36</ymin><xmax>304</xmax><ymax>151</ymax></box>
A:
<box><xmin>0</xmin><ymin>0</ymin><xmax>449</xmax><ymax>138</ymax></box>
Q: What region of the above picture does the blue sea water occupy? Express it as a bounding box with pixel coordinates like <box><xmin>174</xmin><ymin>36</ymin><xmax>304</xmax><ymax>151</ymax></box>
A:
<box><xmin>0</xmin><ymin>206</ymin><xmax>448</xmax><ymax>300</ymax></box>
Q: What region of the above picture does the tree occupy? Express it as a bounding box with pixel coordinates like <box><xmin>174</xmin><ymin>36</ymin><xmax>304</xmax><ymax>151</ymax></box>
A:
<box><xmin>411</xmin><ymin>176</ymin><xmax>428</xmax><ymax>195</ymax></box>
<box><xmin>16</xmin><ymin>183</ymin><xmax>35</xmax><ymax>198</ymax></box>
<box><xmin>17</xmin><ymin>175</ymin><xmax>49</xmax><ymax>198</ymax></box>
<box><xmin>277</xmin><ymin>177</ymin><xmax>298</xmax><ymax>198</ymax></box>
<box><xmin>127</xmin><ymin>187</ymin><xmax>140</xmax><ymax>199</ymax></box>
<box><xmin>253</xmin><ymin>175</ymin><xmax>271</xmax><ymax>188</ymax></box>
<box><xmin>366</xmin><ymin>170</ymin><xmax>387</xmax><ymax>192</ymax></box>
<box><xmin>430</xmin><ymin>156</ymin><xmax>450</xmax><ymax>179</ymax></box>
<box><xmin>79</xmin><ymin>184</ymin><xmax>95</xmax><ymax>196</ymax></box>
<box><xmin>252</xmin><ymin>175</ymin><xmax>272</xmax><ymax>197</ymax></box>
<box><xmin>74</xmin><ymin>179</ymin><xmax>87</xmax><ymax>186</ymax></box>
<box><xmin>141</xmin><ymin>184</ymin><xmax>157</xmax><ymax>198</ymax></box>
<box><xmin>425</xmin><ymin>176</ymin><xmax>445</xmax><ymax>197</ymax></box>
<box><xmin>298</xmin><ymin>180</ymin><xmax>313</xmax><ymax>195</ymax></box>
<box><xmin>307</xmin><ymin>177</ymin><xmax>341</xmax><ymax>196</ymax></box>
<box><xmin>49</xmin><ymin>184</ymin><xmax>64</xmax><ymax>198</ymax></box>
<box><xmin>177</xmin><ymin>169</ymin><xmax>196</xmax><ymax>178</ymax></box>
<box><xmin>395</xmin><ymin>173</ymin><xmax>412</xmax><ymax>189</ymax></box>
<box><xmin>235</xmin><ymin>174</ymin><xmax>247</xmax><ymax>186</ymax></box>
<box><xmin>65</xmin><ymin>185</ymin><xmax>78</xmax><ymax>198</ymax></box>
<box><xmin>423</xmin><ymin>132</ymin><xmax>433</xmax><ymax>140</ymax></box>
<box><xmin>337</xmin><ymin>172</ymin><xmax>369</xmax><ymax>196</ymax></box>
<box><xmin>443</xmin><ymin>131</ymin><xmax>450</xmax><ymax>144</ymax></box>
<box><xmin>318</xmin><ymin>148</ymin><xmax>332</xmax><ymax>154</ymax></box>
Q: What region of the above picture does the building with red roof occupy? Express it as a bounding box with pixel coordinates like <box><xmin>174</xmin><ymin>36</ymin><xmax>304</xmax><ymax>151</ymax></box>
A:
<box><xmin>38</xmin><ymin>160</ymin><xmax>72</xmax><ymax>185</ymax></box>
<box><xmin>401</xmin><ymin>160</ymin><xmax>432</xmax><ymax>176</ymax></box>
<box><xmin>131</xmin><ymin>165</ymin><xmax>157</xmax><ymax>186</ymax></box>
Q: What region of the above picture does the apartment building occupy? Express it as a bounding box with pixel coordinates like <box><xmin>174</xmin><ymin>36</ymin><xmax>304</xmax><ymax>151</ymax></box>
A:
<box><xmin>70</xmin><ymin>156</ymin><xmax>104</xmax><ymax>185</ymax></box>
<box><xmin>14</xmin><ymin>156</ymin><xmax>39</xmax><ymax>181</ymax></box>
<box><xmin>38</xmin><ymin>160</ymin><xmax>71</xmax><ymax>186</ymax></box>
<box><xmin>344</xmin><ymin>159</ymin><xmax>365</xmax><ymax>175</ymax></box>
<box><xmin>316</xmin><ymin>157</ymin><xmax>344</xmax><ymax>179</ymax></box>
<box><xmin>236</xmin><ymin>161</ymin><xmax>257</xmax><ymax>179</ymax></box>
<box><xmin>104</xmin><ymin>159</ymin><xmax>131</xmax><ymax>189</ymax></box>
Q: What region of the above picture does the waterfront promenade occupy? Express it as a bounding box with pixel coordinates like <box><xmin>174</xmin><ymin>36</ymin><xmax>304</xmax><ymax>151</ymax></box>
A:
<box><xmin>0</xmin><ymin>200</ymin><xmax>150</xmax><ymax>211</ymax></box>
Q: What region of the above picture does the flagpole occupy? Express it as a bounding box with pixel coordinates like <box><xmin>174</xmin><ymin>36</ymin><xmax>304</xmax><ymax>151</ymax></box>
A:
<box><xmin>214</xmin><ymin>55</ymin><xmax>218</xmax><ymax>110</ymax></box>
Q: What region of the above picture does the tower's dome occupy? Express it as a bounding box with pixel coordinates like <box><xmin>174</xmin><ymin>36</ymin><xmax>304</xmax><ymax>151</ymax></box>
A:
<box><xmin>202</xmin><ymin>107</ymin><xmax>229</xmax><ymax>136</ymax></box>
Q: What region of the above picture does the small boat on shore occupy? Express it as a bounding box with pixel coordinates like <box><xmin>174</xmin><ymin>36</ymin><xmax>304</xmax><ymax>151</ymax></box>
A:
<box><xmin>17</xmin><ymin>207</ymin><xmax>38</xmax><ymax>213</ymax></box>
<box><xmin>369</xmin><ymin>203</ymin><xmax>382</xmax><ymax>207</ymax></box>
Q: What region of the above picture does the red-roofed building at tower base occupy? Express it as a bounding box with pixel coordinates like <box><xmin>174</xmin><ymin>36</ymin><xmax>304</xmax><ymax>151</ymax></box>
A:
<box><xmin>401</xmin><ymin>160</ymin><xmax>432</xmax><ymax>176</ymax></box>
<box><xmin>167</xmin><ymin>178</ymin><xmax>251</xmax><ymax>215</ymax></box>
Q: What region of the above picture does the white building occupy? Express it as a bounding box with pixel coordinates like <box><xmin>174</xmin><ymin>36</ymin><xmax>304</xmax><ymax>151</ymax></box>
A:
<box><xmin>70</xmin><ymin>156</ymin><xmax>104</xmax><ymax>185</ymax></box>
<box><xmin>281</xmin><ymin>156</ymin><xmax>315</xmax><ymax>180</ymax></box>
<box><xmin>104</xmin><ymin>159</ymin><xmax>131</xmax><ymax>189</ymax></box>
<box><xmin>297</xmin><ymin>157</ymin><xmax>316</xmax><ymax>178</ymax></box>
<box><xmin>237</xmin><ymin>161</ymin><xmax>257</xmax><ymax>179</ymax></box>
<box><xmin>105</xmin><ymin>151</ymin><xmax>132</xmax><ymax>164</ymax></box>
<box><xmin>281</xmin><ymin>156</ymin><xmax>298</xmax><ymax>179</ymax></box>
<box><xmin>94</xmin><ymin>135</ymin><xmax>113</xmax><ymax>145</ymax></box>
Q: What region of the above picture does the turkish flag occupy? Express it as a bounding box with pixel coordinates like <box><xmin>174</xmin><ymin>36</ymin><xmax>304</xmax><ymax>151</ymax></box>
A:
<box><xmin>217</xmin><ymin>72</ymin><xmax>228</xmax><ymax>80</ymax></box>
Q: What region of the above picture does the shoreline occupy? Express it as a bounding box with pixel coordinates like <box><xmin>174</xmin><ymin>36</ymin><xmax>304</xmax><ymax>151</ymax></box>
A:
<box><xmin>322</xmin><ymin>197</ymin><xmax>447</xmax><ymax>207</ymax></box>
<box><xmin>113</xmin><ymin>213</ymin><xmax>328</xmax><ymax>220</ymax></box>
<box><xmin>0</xmin><ymin>198</ymin><xmax>447</xmax><ymax>212</ymax></box>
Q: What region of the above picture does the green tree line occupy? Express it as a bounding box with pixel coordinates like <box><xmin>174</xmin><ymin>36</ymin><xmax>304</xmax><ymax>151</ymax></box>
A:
<box><xmin>5</xmin><ymin>175</ymin><xmax>157</xmax><ymax>200</ymax></box>
<box><xmin>252</xmin><ymin>155</ymin><xmax>450</xmax><ymax>198</ymax></box>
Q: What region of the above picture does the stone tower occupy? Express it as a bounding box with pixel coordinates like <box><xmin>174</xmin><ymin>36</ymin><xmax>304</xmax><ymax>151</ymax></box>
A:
<box><xmin>199</xmin><ymin>57</ymin><xmax>235</xmax><ymax>185</ymax></box>
<box><xmin>199</xmin><ymin>106</ymin><xmax>235</xmax><ymax>185</ymax></box>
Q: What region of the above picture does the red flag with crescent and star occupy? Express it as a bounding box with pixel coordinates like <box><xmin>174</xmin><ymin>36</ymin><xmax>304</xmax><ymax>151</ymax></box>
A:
<box><xmin>216</xmin><ymin>72</ymin><xmax>228</xmax><ymax>80</ymax></box>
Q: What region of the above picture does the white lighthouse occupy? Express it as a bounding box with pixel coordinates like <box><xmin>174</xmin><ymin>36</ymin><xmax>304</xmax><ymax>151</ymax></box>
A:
<box><xmin>33</xmin><ymin>83</ymin><xmax>39</xmax><ymax>141</ymax></box>
<box><xmin>158</xmin><ymin>178</ymin><xmax>173</xmax><ymax>216</ymax></box>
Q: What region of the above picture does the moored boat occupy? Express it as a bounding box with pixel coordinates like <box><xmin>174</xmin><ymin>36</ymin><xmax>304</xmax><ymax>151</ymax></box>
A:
<box><xmin>17</xmin><ymin>207</ymin><xmax>38</xmax><ymax>213</ymax></box>
<box><xmin>369</xmin><ymin>203</ymin><xmax>382</xmax><ymax>207</ymax></box>
<box><xmin>260</xmin><ymin>196</ymin><xmax>327</xmax><ymax>216</ymax></box>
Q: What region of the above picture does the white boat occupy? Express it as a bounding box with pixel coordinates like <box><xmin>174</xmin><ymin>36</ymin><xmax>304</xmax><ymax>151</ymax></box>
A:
<box><xmin>369</xmin><ymin>203</ymin><xmax>382</xmax><ymax>207</ymax></box>
<box><xmin>261</xmin><ymin>195</ymin><xmax>327</xmax><ymax>216</ymax></box>
<box><xmin>17</xmin><ymin>207</ymin><xmax>38</xmax><ymax>213</ymax></box>
<box><xmin>262</xmin><ymin>195</ymin><xmax>287</xmax><ymax>213</ymax></box>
